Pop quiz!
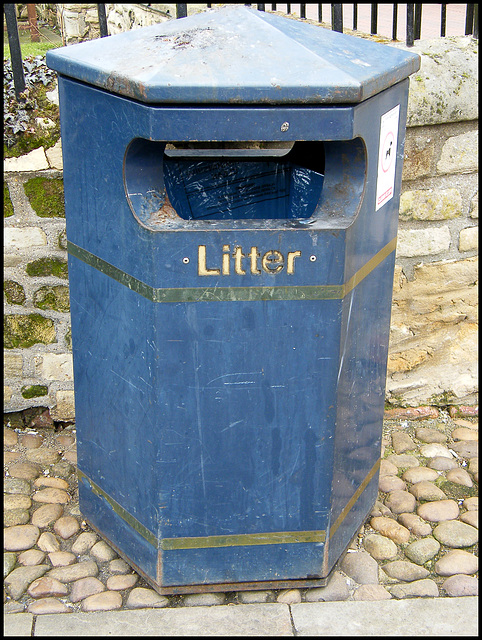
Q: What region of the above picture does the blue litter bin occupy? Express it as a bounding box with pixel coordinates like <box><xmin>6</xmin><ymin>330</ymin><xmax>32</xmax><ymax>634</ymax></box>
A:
<box><xmin>47</xmin><ymin>6</ymin><xmax>420</xmax><ymax>593</ymax></box>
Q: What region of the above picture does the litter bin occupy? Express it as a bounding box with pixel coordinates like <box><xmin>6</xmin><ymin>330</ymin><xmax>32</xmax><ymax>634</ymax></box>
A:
<box><xmin>47</xmin><ymin>6</ymin><xmax>420</xmax><ymax>593</ymax></box>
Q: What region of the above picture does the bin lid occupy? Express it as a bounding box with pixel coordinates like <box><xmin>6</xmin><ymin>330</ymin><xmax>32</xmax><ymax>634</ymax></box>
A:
<box><xmin>46</xmin><ymin>6</ymin><xmax>420</xmax><ymax>105</ymax></box>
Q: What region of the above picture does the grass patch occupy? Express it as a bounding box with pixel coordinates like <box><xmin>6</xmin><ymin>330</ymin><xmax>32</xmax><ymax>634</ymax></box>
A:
<box><xmin>4</xmin><ymin>40</ymin><xmax>59</xmax><ymax>60</ymax></box>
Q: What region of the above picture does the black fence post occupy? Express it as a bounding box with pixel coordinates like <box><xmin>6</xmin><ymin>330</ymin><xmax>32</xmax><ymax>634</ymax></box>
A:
<box><xmin>392</xmin><ymin>4</ymin><xmax>398</xmax><ymax>40</ymax></box>
<box><xmin>414</xmin><ymin>4</ymin><xmax>422</xmax><ymax>40</ymax></box>
<box><xmin>370</xmin><ymin>4</ymin><xmax>378</xmax><ymax>34</ymax></box>
<box><xmin>332</xmin><ymin>4</ymin><xmax>343</xmax><ymax>33</ymax></box>
<box><xmin>97</xmin><ymin>4</ymin><xmax>108</xmax><ymax>37</ymax></box>
<box><xmin>406</xmin><ymin>4</ymin><xmax>415</xmax><ymax>46</ymax></box>
<box><xmin>4</xmin><ymin>4</ymin><xmax>26</xmax><ymax>100</ymax></box>
<box><xmin>465</xmin><ymin>4</ymin><xmax>474</xmax><ymax>35</ymax></box>
<box><xmin>176</xmin><ymin>4</ymin><xmax>188</xmax><ymax>18</ymax></box>
<box><xmin>440</xmin><ymin>4</ymin><xmax>446</xmax><ymax>37</ymax></box>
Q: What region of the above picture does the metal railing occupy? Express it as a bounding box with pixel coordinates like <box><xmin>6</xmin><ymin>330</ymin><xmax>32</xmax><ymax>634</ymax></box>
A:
<box><xmin>240</xmin><ymin>4</ymin><xmax>479</xmax><ymax>44</ymax></box>
<box><xmin>4</xmin><ymin>4</ymin><xmax>479</xmax><ymax>101</ymax></box>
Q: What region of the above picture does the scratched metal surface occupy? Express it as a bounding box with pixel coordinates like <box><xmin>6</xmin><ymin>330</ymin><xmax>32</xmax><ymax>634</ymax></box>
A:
<box><xmin>48</xmin><ymin>8</ymin><xmax>417</xmax><ymax>590</ymax></box>
<box><xmin>46</xmin><ymin>5</ymin><xmax>419</xmax><ymax>105</ymax></box>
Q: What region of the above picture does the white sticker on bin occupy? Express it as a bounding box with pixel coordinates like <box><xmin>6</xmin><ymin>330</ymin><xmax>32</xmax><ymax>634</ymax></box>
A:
<box><xmin>376</xmin><ymin>104</ymin><xmax>400</xmax><ymax>211</ymax></box>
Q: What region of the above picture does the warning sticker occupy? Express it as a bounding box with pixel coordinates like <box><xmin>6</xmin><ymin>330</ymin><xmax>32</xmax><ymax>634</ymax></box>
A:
<box><xmin>375</xmin><ymin>105</ymin><xmax>400</xmax><ymax>211</ymax></box>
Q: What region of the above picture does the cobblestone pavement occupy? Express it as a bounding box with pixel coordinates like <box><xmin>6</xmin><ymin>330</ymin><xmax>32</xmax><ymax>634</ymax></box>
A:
<box><xmin>4</xmin><ymin>408</ymin><xmax>478</xmax><ymax>615</ymax></box>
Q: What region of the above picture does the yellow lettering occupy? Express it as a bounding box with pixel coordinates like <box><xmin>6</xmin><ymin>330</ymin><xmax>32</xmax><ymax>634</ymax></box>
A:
<box><xmin>262</xmin><ymin>250</ymin><xmax>284</xmax><ymax>274</ymax></box>
<box><xmin>222</xmin><ymin>245</ymin><xmax>230</xmax><ymax>275</ymax></box>
<box><xmin>286</xmin><ymin>250</ymin><xmax>301</xmax><ymax>275</ymax></box>
<box><xmin>248</xmin><ymin>246</ymin><xmax>261</xmax><ymax>275</ymax></box>
<box><xmin>233</xmin><ymin>246</ymin><xmax>246</xmax><ymax>275</ymax></box>
<box><xmin>197</xmin><ymin>245</ymin><xmax>301</xmax><ymax>276</ymax></box>
<box><xmin>198</xmin><ymin>245</ymin><xmax>220</xmax><ymax>276</ymax></box>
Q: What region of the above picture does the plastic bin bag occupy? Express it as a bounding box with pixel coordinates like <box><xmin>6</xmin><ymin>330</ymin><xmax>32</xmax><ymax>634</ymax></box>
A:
<box><xmin>163</xmin><ymin>156</ymin><xmax>324</xmax><ymax>220</ymax></box>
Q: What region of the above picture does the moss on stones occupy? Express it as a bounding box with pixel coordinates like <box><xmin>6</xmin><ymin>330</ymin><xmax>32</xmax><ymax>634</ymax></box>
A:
<box><xmin>21</xmin><ymin>385</ymin><xmax>48</xmax><ymax>399</ymax></box>
<box><xmin>4</xmin><ymin>182</ymin><xmax>14</xmax><ymax>217</ymax></box>
<box><xmin>26</xmin><ymin>257</ymin><xmax>68</xmax><ymax>279</ymax></box>
<box><xmin>435</xmin><ymin>479</ymin><xmax>478</xmax><ymax>501</ymax></box>
<box><xmin>4</xmin><ymin>280</ymin><xmax>26</xmax><ymax>305</ymax></box>
<box><xmin>33</xmin><ymin>285</ymin><xmax>70</xmax><ymax>312</ymax></box>
<box><xmin>4</xmin><ymin>313</ymin><xmax>56</xmax><ymax>349</ymax></box>
<box><xmin>23</xmin><ymin>177</ymin><xmax>65</xmax><ymax>218</ymax></box>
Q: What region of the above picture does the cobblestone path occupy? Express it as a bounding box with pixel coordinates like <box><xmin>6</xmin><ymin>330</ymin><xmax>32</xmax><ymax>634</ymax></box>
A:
<box><xmin>4</xmin><ymin>408</ymin><xmax>478</xmax><ymax>614</ymax></box>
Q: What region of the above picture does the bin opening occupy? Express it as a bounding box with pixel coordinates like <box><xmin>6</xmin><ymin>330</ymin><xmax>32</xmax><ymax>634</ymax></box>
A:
<box><xmin>124</xmin><ymin>138</ymin><xmax>365</xmax><ymax>229</ymax></box>
<box><xmin>163</xmin><ymin>141</ymin><xmax>324</xmax><ymax>221</ymax></box>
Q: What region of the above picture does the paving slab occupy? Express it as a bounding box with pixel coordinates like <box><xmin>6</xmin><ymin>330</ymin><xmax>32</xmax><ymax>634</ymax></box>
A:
<box><xmin>290</xmin><ymin>597</ymin><xmax>479</xmax><ymax>636</ymax></box>
<box><xmin>31</xmin><ymin>604</ymin><xmax>293</xmax><ymax>636</ymax></box>
<box><xmin>4</xmin><ymin>613</ymin><xmax>34</xmax><ymax>637</ymax></box>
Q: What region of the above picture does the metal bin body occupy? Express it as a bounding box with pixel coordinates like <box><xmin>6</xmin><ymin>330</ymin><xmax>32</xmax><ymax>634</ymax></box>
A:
<box><xmin>47</xmin><ymin>6</ymin><xmax>419</xmax><ymax>593</ymax></box>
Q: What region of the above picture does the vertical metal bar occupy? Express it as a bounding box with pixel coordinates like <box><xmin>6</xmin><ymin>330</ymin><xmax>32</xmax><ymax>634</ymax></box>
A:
<box><xmin>473</xmin><ymin>4</ymin><xmax>478</xmax><ymax>38</ymax></box>
<box><xmin>271</xmin><ymin>4</ymin><xmax>277</xmax><ymax>10</ymax></box>
<box><xmin>176</xmin><ymin>4</ymin><xmax>188</xmax><ymax>18</ymax></box>
<box><xmin>318</xmin><ymin>4</ymin><xmax>322</xmax><ymax>22</ymax></box>
<box><xmin>353</xmin><ymin>4</ymin><xmax>358</xmax><ymax>31</ymax></box>
<box><xmin>4</xmin><ymin>4</ymin><xmax>26</xmax><ymax>99</ymax></box>
<box><xmin>414</xmin><ymin>4</ymin><xmax>422</xmax><ymax>40</ymax></box>
<box><xmin>392</xmin><ymin>4</ymin><xmax>398</xmax><ymax>40</ymax></box>
<box><xmin>440</xmin><ymin>4</ymin><xmax>446</xmax><ymax>37</ymax></box>
<box><xmin>287</xmin><ymin>4</ymin><xmax>291</xmax><ymax>16</ymax></box>
<box><xmin>465</xmin><ymin>4</ymin><xmax>474</xmax><ymax>35</ymax></box>
<box><xmin>300</xmin><ymin>4</ymin><xmax>306</xmax><ymax>19</ymax></box>
<box><xmin>406</xmin><ymin>4</ymin><xmax>414</xmax><ymax>46</ymax></box>
<box><xmin>97</xmin><ymin>4</ymin><xmax>108</xmax><ymax>37</ymax></box>
<box><xmin>332</xmin><ymin>4</ymin><xmax>343</xmax><ymax>32</ymax></box>
<box><xmin>370</xmin><ymin>4</ymin><xmax>378</xmax><ymax>34</ymax></box>
<box><xmin>27</xmin><ymin>4</ymin><xmax>40</xmax><ymax>42</ymax></box>
<box><xmin>257</xmin><ymin>3</ymin><xmax>265</xmax><ymax>10</ymax></box>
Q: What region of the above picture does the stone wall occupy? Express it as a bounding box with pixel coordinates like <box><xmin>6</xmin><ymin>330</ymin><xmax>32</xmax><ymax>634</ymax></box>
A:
<box><xmin>3</xmin><ymin>25</ymin><xmax>478</xmax><ymax>418</ymax></box>
<box><xmin>387</xmin><ymin>36</ymin><xmax>478</xmax><ymax>407</ymax></box>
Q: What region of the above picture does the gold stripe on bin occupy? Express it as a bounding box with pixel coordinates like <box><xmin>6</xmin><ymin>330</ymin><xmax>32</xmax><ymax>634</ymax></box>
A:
<box><xmin>160</xmin><ymin>530</ymin><xmax>326</xmax><ymax>551</ymax></box>
<box><xmin>77</xmin><ymin>469</ymin><xmax>158</xmax><ymax>548</ymax></box>
<box><xmin>329</xmin><ymin>458</ymin><xmax>381</xmax><ymax>539</ymax></box>
<box><xmin>67</xmin><ymin>237</ymin><xmax>396</xmax><ymax>303</ymax></box>
<box><xmin>77</xmin><ymin>470</ymin><xmax>326</xmax><ymax>551</ymax></box>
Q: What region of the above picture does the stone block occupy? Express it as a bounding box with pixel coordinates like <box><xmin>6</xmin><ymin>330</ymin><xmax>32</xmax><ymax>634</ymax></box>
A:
<box><xmin>402</xmin><ymin>132</ymin><xmax>435</xmax><ymax>180</ymax></box>
<box><xmin>4</xmin><ymin>227</ymin><xmax>47</xmax><ymax>250</ymax></box>
<box><xmin>387</xmin><ymin>257</ymin><xmax>478</xmax><ymax>405</ymax></box>
<box><xmin>4</xmin><ymin>353</ymin><xmax>23</xmax><ymax>378</ymax></box>
<box><xmin>4</xmin><ymin>314</ymin><xmax>57</xmax><ymax>349</ymax></box>
<box><xmin>459</xmin><ymin>226</ymin><xmax>478</xmax><ymax>251</ymax></box>
<box><xmin>399</xmin><ymin>188</ymin><xmax>462</xmax><ymax>220</ymax></box>
<box><xmin>36</xmin><ymin>353</ymin><xmax>74</xmax><ymax>381</ymax></box>
<box><xmin>437</xmin><ymin>130</ymin><xmax>479</xmax><ymax>175</ymax></box>
<box><xmin>51</xmin><ymin>390</ymin><xmax>75</xmax><ymax>421</ymax></box>
<box><xmin>33</xmin><ymin>285</ymin><xmax>70</xmax><ymax>312</ymax></box>
<box><xmin>396</xmin><ymin>226</ymin><xmax>451</xmax><ymax>257</ymax></box>
<box><xmin>4</xmin><ymin>147</ymin><xmax>49</xmax><ymax>172</ymax></box>
<box><xmin>391</xmin><ymin>36</ymin><xmax>478</xmax><ymax>126</ymax></box>
<box><xmin>45</xmin><ymin>140</ymin><xmax>63</xmax><ymax>170</ymax></box>
<box><xmin>469</xmin><ymin>192</ymin><xmax>478</xmax><ymax>218</ymax></box>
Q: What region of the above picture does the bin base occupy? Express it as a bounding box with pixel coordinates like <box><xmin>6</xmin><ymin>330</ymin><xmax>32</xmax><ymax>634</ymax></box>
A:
<box><xmin>85</xmin><ymin>519</ymin><xmax>329</xmax><ymax>595</ymax></box>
